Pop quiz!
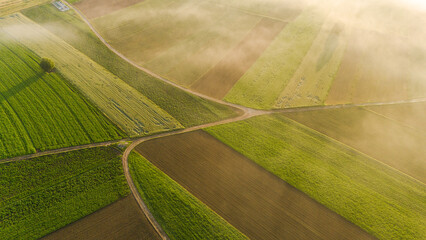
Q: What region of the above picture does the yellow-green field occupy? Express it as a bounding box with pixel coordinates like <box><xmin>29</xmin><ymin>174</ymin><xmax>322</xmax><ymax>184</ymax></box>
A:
<box><xmin>205</xmin><ymin>114</ymin><xmax>426</xmax><ymax>239</ymax></box>
<box><xmin>224</xmin><ymin>7</ymin><xmax>326</xmax><ymax>109</ymax></box>
<box><xmin>74</xmin><ymin>0</ymin><xmax>426</xmax><ymax>109</ymax></box>
<box><xmin>1</xmin><ymin>14</ymin><xmax>183</xmax><ymax>137</ymax></box>
<box><xmin>22</xmin><ymin>3</ymin><xmax>240</xmax><ymax>128</ymax></box>
<box><xmin>282</xmin><ymin>106</ymin><xmax>426</xmax><ymax>183</ymax></box>
<box><xmin>273</xmin><ymin>10</ymin><xmax>348</xmax><ymax>108</ymax></box>
<box><xmin>0</xmin><ymin>0</ymin><xmax>48</xmax><ymax>16</ymax></box>
<box><xmin>0</xmin><ymin>28</ymin><xmax>124</xmax><ymax>159</ymax></box>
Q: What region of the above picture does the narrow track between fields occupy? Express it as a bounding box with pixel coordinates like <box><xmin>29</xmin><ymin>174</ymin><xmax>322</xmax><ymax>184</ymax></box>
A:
<box><xmin>9</xmin><ymin>2</ymin><xmax>426</xmax><ymax>239</ymax></box>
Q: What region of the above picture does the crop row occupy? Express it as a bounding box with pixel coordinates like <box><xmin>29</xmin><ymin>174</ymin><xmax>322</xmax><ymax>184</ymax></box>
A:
<box><xmin>0</xmin><ymin>34</ymin><xmax>124</xmax><ymax>159</ymax></box>
<box><xmin>205</xmin><ymin>114</ymin><xmax>426</xmax><ymax>239</ymax></box>
<box><xmin>224</xmin><ymin>7</ymin><xmax>325</xmax><ymax>109</ymax></box>
<box><xmin>0</xmin><ymin>146</ymin><xmax>129</xmax><ymax>240</ymax></box>
<box><xmin>128</xmin><ymin>151</ymin><xmax>248</xmax><ymax>240</ymax></box>
<box><xmin>22</xmin><ymin>4</ymin><xmax>238</xmax><ymax>128</ymax></box>
<box><xmin>1</xmin><ymin>14</ymin><xmax>183</xmax><ymax>137</ymax></box>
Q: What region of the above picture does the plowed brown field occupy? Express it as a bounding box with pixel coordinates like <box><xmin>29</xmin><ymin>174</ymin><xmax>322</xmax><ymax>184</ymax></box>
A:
<box><xmin>135</xmin><ymin>130</ymin><xmax>374</xmax><ymax>240</ymax></box>
<box><xmin>75</xmin><ymin>0</ymin><xmax>144</xmax><ymax>19</ymax></box>
<box><xmin>191</xmin><ymin>18</ymin><xmax>286</xmax><ymax>99</ymax></box>
<box><xmin>42</xmin><ymin>195</ymin><xmax>160</xmax><ymax>240</ymax></box>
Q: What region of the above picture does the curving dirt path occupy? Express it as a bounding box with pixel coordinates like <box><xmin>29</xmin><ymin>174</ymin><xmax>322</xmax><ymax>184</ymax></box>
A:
<box><xmin>11</xmin><ymin>2</ymin><xmax>426</xmax><ymax>238</ymax></box>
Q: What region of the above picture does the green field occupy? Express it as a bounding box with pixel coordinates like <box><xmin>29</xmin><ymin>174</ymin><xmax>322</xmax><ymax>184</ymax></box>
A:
<box><xmin>274</xmin><ymin>10</ymin><xmax>348</xmax><ymax>108</ymax></box>
<box><xmin>22</xmin><ymin>4</ymin><xmax>239</xmax><ymax>127</ymax></box>
<box><xmin>0</xmin><ymin>146</ymin><xmax>129</xmax><ymax>240</ymax></box>
<box><xmin>224</xmin><ymin>7</ymin><xmax>326</xmax><ymax>109</ymax></box>
<box><xmin>205</xmin><ymin>115</ymin><xmax>426</xmax><ymax>239</ymax></box>
<box><xmin>0</xmin><ymin>31</ymin><xmax>124</xmax><ymax>159</ymax></box>
<box><xmin>1</xmin><ymin>14</ymin><xmax>183</xmax><ymax>137</ymax></box>
<box><xmin>128</xmin><ymin>151</ymin><xmax>247</xmax><ymax>240</ymax></box>
<box><xmin>282</xmin><ymin>106</ymin><xmax>426</xmax><ymax>183</ymax></box>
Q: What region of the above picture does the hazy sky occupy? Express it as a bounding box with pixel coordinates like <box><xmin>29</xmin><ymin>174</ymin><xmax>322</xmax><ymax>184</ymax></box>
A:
<box><xmin>402</xmin><ymin>0</ymin><xmax>426</xmax><ymax>9</ymax></box>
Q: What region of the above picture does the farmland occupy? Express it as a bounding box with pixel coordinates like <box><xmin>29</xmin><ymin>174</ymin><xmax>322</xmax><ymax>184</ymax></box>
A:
<box><xmin>0</xmin><ymin>31</ymin><xmax>124</xmax><ymax>159</ymax></box>
<box><xmin>365</xmin><ymin>102</ymin><xmax>426</xmax><ymax>132</ymax></box>
<box><xmin>72</xmin><ymin>0</ymin><xmax>426</xmax><ymax>110</ymax></box>
<box><xmin>326</xmin><ymin>28</ymin><xmax>426</xmax><ymax>105</ymax></box>
<box><xmin>91</xmin><ymin>0</ymin><xmax>263</xmax><ymax>87</ymax></box>
<box><xmin>1</xmin><ymin>0</ymin><xmax>425</xmax><ymax>239</ymax></box>
<box><xmin>190</xmin><ymin>18</ymin><xmax>286</xmax><ymax>99</ymax></box>
<box><xmin>282</xmin><ymin>106</ymin><xmax>426</xmax><ymax>183</ymax></box>
<box><xmin>135</xmin><ymin>130</ymin><xmax>373</xmax><ymax>239</ymax></box>
<box><xmin>0</xmin><ymin>146</ymin><xmax>129</xmax><ymax>240</ymax></box>
<box><xmin>128</xmin><ymin>151</ymin><xmax>247</xmax><ymax>240</ymax></box>
<box><xmin>1</xmin><ymin>14</ymin><xmax>183</xmax><ymax>137</ymax></box>
<box><xmin>205</xmin><ymin>115</ymin><xmax>426</xmax><ymax>239</ymax></box>
<box><xmin>0</xmin><ymin>0</ymin><xmax>48</xmax><ymax>16</ymax></box>
<box><xmin>273</xmin><ymin>7</ymin><xmax>350</xmax><ymax>108</ymax></box>
<box><xmin>213</xmin><ymin>0</ymin><xmax>304</xmax><ymax>21</ymax></box>
<box><xmin>74</xmin><ymin>0</ymin><xmax>143</xmax><ymax>19</ymax></box>
<box><xmin>224</xmin><ymin>7</ymin><xmax>326</xmax><ymax>109</ymax></box>
<box><xmin>43</xmin><ymin>195</ymin><xmax>159</xmax><ymax>240</ymax></box>
<box><xmin>22</xmin><ymin>4</ymin><xmax>239</xmax><ymax>127</ymax></box>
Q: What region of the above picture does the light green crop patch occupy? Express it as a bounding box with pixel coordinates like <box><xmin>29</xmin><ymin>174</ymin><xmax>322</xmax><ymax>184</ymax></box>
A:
<box><xmin>224</xmin><ymin>7</ymin><xmax>325</xmax><ymax>109</ymax></box>
<box><xmin>0</xmin><ymin>14</ymin><xmax>182</xmax><ymax>137</ymax></box>
<box><xmin>205</xmin><ymin>114</ymin><xmax>426</xmax><ymax>239</ymax></box>
<box><xmin>22</xmin><ymin>4</ymin><xmax>239</xmax><ymax>128</ymax></box>
<box><xmin>274</xmin><ymin>13</ymin><xmax>348</xmax><ymax>108</ymax></box>
<box><xmin>0</xmin><ymin>30</ymin><xmax>124</xmax><ymax>159</ymax></box>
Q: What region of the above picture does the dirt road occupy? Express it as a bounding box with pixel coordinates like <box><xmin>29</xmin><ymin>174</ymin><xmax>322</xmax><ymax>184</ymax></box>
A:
<box><xmin>6</xmin><ymin>2</ymin><xmax>425</xmax><ymax>238</ymax></box>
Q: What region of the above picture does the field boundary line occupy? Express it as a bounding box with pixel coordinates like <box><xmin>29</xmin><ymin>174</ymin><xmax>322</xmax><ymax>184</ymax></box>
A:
<box><xmin>282</xmin><ymin>115</ymin><xmax>426</xmax><ymax>186</ymax></box>
<box><xmin>62</xmin><ymin>0</ymin><xmax>426</xmax><ymax>115</ymax></box>
<box><xmin>121</xmin><ymin>98</ymin><xmax>426</xmax><ymax>239</ymax></box>
<box><xmin>62</xmin><ymin>0</ymin><xmax>253</xmax><ymax>115</ymax></box>
<box><xmin>362</xmin><ymin>107</ymin><xmax>426</xmax><ymax>135</ymax></box>
<box><xmin>23</xmin><ymin>3</ymin><xmax>426</xmax><ymax>238</ymax></box>
<box><xmin>121</xmin><ymin>110</ymin><xmax>259</xmax><ymax>240</ymax></box>
<box><xmin>0</xmin><ymin>138</ymin><xmax>129</xmax><ymax>164</ymax></box>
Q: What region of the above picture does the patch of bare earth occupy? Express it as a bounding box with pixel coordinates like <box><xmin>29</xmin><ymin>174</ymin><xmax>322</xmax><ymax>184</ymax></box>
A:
<box><xmin>42</xmin><ymin>195</ymin><xmax>160</xmax><ymax>240</ymax></box>
<box><xmin>135</xmin><ymin>130</ymin><xmax>374</xmax><ymax>240</ymax></box>
<box><xmin>75</xmin><ymin>0</ymin><xmax>144</xmax><ymax>19</ymax></box>
<box><xmin>191</xmin><ymin>18</ymin><xmax>286</xmax><ymax>99</ymax></box>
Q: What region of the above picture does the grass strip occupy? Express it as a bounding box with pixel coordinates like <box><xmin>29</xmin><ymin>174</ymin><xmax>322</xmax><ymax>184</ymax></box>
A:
<box><xmin>205</xmin><ymin>114</ymin><xmax>426</xmax><ymax>239</ymax></box>
<box><xmin>0</xmin><ymin>146</ymin><xmax>129</xmax><ymax>240</ymax></box>
<box><xmin>128</xmin><ymin>151</ymin><xmax>248</xmax><ymax>240</ymax></box>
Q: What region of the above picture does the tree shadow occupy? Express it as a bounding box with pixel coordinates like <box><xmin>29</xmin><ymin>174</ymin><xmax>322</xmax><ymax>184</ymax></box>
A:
<box><xmin>0</xmin><ymin>72</ymin><xmax>44</xmax><ymax>103</ymax></box>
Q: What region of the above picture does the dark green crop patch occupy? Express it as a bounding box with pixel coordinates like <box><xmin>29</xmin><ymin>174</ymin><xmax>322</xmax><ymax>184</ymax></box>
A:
<box><xmin>0</xmin><ymin>146</ymin><xmax>129</xmax><ymax>240</ymax></box>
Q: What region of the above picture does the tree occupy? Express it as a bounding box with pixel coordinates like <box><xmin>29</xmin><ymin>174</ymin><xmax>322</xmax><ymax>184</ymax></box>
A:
<box><xmin>40</xmin><ymin>58</ymin><xmax>55</xmax><ymax>72</ymax></box>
